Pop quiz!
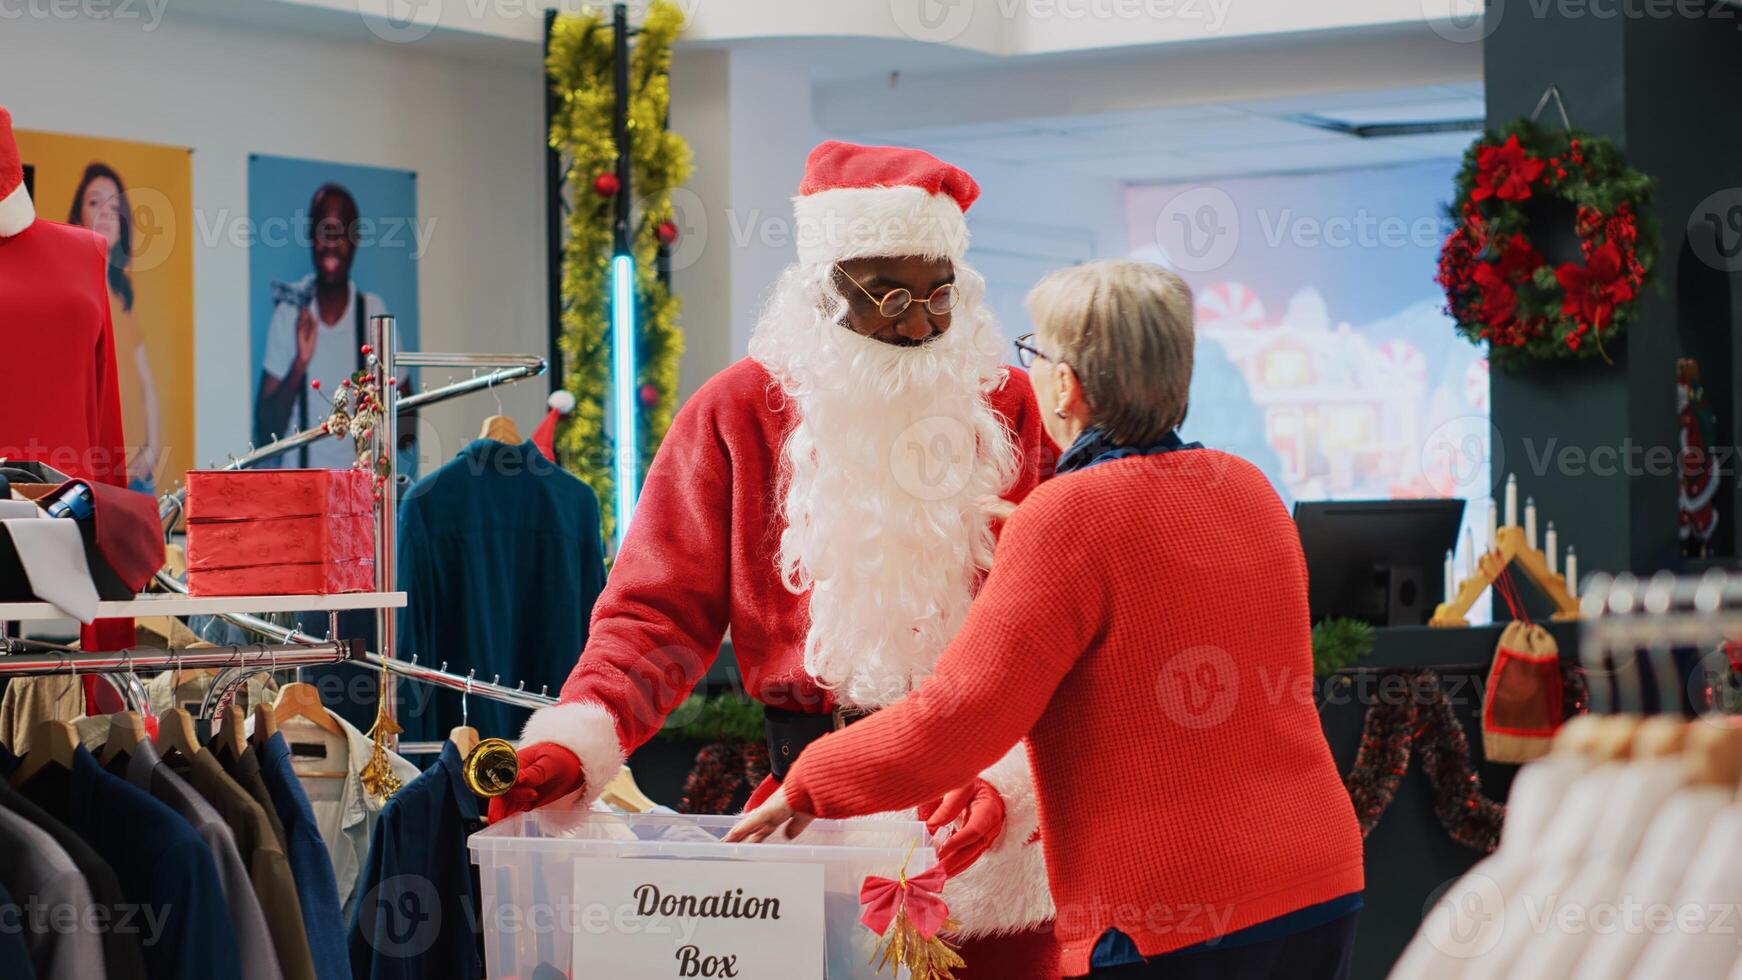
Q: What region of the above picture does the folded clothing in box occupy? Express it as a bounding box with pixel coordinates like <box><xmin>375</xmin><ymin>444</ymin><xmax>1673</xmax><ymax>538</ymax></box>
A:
<box><xmin>185</xmin><ymin>469</ymin><xmax>377</xmax><ymax>597</ymax></box>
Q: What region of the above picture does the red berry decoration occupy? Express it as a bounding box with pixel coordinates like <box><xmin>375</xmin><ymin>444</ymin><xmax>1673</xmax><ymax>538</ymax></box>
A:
<box><xmin>310</xmin><ymin>379</ymin><xmax>321</xmax><ymax>390</ymax></box>
<box><xmin>639</xmin><ymin>383</ymin><xmax>660</xmax><ymax>409</ymax></box>
<box><xmin>360</xmin><ymin>344</ymin><xmax>373</xmax><ymax>356</ymax></box>
<box><xmin>656</xmin><ymin>220</ymin><xmax>679</xmax><ymax>246</ymax></box>
<box><xmin>593</xmin><ymin>173</ymin><xmax>621</xmax><ymax>198</ymax></box>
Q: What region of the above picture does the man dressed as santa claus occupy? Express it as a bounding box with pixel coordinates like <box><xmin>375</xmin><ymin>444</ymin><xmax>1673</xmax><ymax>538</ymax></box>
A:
<box><xmin>492</xmin><ymin>140</ymin><xmax>1061</xmax><ymax>976</ymax></box>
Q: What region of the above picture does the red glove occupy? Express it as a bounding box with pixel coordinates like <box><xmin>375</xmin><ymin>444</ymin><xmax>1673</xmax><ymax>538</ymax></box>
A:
<box><xmin>486</xmin><ymin>743</ymin><xmax>585</xmax><ymax>823</ymax></box>
<box><xmin>917</xmin><ymin>778</ymin><xmax>1006</xmax><ymax>877</ymax></box>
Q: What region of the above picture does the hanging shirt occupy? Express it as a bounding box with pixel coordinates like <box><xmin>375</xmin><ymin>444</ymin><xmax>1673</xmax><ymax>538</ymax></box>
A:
<box><xmin>112</xmin><ymin>740</ymin><xmax>282</xmax><ymax>980</ymax></box>
<box><xmin>0</xmin><ymin>770</ymin><xmax>147</xmax><ymax>980</ymax></box>
<box><xmin>257</xmin><ymin>732</ymin><xmax>350</xmax><ymax>980</ymax></box>
<box><xmin>16</xmin><ymin>747</ymin><xmax>241</xmax><ymax>980</ymax></box>
<box><xmin>276</xmin><ymin>713</ymin><xmax>419</xmax><ymax>918</ymax></box>
<box><xmin>0</xmin><ymin>880</ymin><xmax>38</xmax><ymax>980</ymax></box>
<box><xmin>348</xmin><ymin>741</ymin><xmax>486</xmax><ymax>980</ymax></box>
<box><xmin>167</xmin><ymin>746</ymin><xmax>315</xmax><ymax>980</ymax></box>
<box><xmin>0</xmin><ymin>803</ymin><xmax>104</xmax><ymax>979</ymax></box>
<box><xmin>395</xmin><ymin>438</ymin><xmax>606</xmax><ymax>745</ymax></box>
<box><xmin>0</xmin><ymin>219</ymin><xmax>127</xmax><ymax>486</ymax></box>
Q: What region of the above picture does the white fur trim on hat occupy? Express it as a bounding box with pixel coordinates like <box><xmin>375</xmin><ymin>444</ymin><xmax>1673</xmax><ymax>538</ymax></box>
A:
<box><xmin>793</xmin><ymin>185</ymin><xmax>970</xmax><ymax>266</ymax></box>
<box><xmin>519</xmin><ymin>699</ymin><xmax>626</xmax><ymax>804</ymax></box>
<box><xmin>938</xmin><ymin>744</ymin><xmax>1056</xmax><ymax>938</ymax></box>
<box><xmin>0</xmin><ymin>180</ymin><xmax>33</xmax><ymax>238</ymax></box>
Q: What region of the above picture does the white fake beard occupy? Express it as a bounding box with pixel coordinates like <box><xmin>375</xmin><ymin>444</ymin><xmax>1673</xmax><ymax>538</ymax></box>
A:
<box><xmin>749</xmin><ymin>260</ymin><xmax>1020</xmax><ymax>711</ymax></box>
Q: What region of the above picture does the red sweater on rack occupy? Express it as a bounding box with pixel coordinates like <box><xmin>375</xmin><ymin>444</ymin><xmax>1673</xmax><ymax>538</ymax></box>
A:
<box><xmin>783</xmin><ymin>448</ymin><xmax>1365</xmax><ymax>977</ymax></box>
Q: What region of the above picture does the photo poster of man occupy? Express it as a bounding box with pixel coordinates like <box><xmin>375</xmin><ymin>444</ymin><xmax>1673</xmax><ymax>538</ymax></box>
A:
<box><xmin>15</xmin><ymin>130</ymin><xmax>196</xmax><ymax>495</ymax></box>
<box><xmin>247</xmin><ymin>154</ymin><xmax>420</xmax><ymax>475</ymax></box>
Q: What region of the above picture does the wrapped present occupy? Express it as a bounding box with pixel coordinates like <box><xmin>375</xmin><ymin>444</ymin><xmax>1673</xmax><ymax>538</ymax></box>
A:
<box><xmin>186</xmin><ymin>469</ymin><xmax>376</xmax><ymax>597</ymax></box>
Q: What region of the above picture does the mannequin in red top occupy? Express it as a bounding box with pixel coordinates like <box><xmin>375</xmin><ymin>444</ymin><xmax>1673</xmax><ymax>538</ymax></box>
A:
<box><xmin>0</xmin><ymin>105</ymin><xmax>128</xmax><ymax>489</ymax></box>
<box><xmin>0</xmin><ymin>105</ymin><xmax>135</xmax><ymax>702</ymax></box>
<box><xmin>493</xmin><ymin>142</ymin><xmax>1063</xmax><ymax>977</ymax></box>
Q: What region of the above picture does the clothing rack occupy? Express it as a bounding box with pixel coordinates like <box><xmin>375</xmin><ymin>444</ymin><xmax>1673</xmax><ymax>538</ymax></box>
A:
<box><xmin>0</xmin><ymin>638</ymin><xmax>358</xmax><ymax>714</ymax></box>
<box><xmin>1577</xmin><ymin>569</ymin><xmax>1741</xmax><ymax>716</ymax></box>
<box><xmin>145</xmin><ymin>326</ymin><xmax>558</xmax><ymax>737</ymax></box>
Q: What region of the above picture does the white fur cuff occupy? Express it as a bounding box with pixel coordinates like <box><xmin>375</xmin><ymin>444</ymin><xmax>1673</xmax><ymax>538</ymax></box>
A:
<box><xmin>519</xmin><ymin>700</ymin><xmax>626</xmax><ymax>804</ymax></box>
<box><xmin>940</xmin><ymin>744</ymin><xmax>1056</xmax><ymax>937</ymax></box>
<box><xmin>793</xmin><ymin>185</ymin><xmax>970</xmax><ymax>266</ymax></box>
<box><xmin>0</xmin><ymin>182</ymin><xmax>34</xmax><ymax>239</ymax></box>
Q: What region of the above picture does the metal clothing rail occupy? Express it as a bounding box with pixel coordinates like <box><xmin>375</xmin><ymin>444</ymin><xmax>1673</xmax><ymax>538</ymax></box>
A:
<box><xmin>0</xmin><ymin>639</ymin><xmax>356</xmax><ymax>678</ymax></box>
<box><xmin>1577</xmin><ymin>569</ymin><xmax>1742</xmax><ymax>716</ymax></box>
<box><xmin>155</xmin><ymin>348</ymin><xmax>547</xmax><ymax>526</ymax></box>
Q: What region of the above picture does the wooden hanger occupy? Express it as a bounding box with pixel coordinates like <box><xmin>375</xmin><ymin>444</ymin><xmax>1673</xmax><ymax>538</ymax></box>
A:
<box><xmin>154</xmin><ymin>708</ymin><xmax>201</xmax><ymax>761</ymax></box>
<box><xmin>1682</xmin><ymin>720</ymin><xmax>1742</xmax><ymax>788</ymax></box>
<box><xmin>479</xmin><ymin>415</ymin><xmax>521</xmax><ymax>443</ymax></box>
<box><xmin>1631</xmin><ymin>715</ymin><xmax>1690</xmax><ymax>759</ymax></box>
<box><xmin>214</xmin><ymin>704</ymin><xmax>247</xmax><ymax>758</ymax></box>
<box><xmin>1590</xmin><ymin>714</ymin><xmax>1643</xmax><ymax>762</ymax></box>
<box><xmin>448</xmin><ymin>725</ymin><xmax>480</xmax><ymax>758</ymax></box>
<box><xmin>9</xmin><ymin>720</ymin><xmax>79</xmax><ymax>788</ymax></box>
<box><xmin>272</xmin><ymin>681</ymin><xmax>343</xmax><ymax>736</ymax></box>
<box><xmin>97</xmin><ymin>711</ymin><xmax>147</xmax><ymax>768</ymax></box>
<box><xmin>600</xmin><ymin>765</ymin><xmax>658</xmax><ymax>813</ymax></box>
<box><xmin>1552</xmin><ymin>714</ymin><xmax>1605</xmax><ymax>757</ymax></box>
<box><xmin>249</xmin><ymin>703</ymin><xmax>277</xmax><ymax>750</ymax></box>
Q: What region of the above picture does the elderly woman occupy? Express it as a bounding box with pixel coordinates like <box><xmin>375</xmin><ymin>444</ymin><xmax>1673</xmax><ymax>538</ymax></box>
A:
<box><xmin>728</xmin><ymin>260</ymin><xmax>1364</xmax><ymax>979</ymax></box>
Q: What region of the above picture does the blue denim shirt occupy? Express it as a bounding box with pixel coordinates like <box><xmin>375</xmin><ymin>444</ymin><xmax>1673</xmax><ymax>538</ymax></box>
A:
<box><xmin>259</xmin><ymin>732</ymin><xmax>351</xmax><ymax>980</ymax></box>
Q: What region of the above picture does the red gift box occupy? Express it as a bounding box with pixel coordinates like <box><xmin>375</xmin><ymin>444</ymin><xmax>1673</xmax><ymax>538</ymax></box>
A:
<box><xmin>185</xmin><ymin>469</ymin><xmax>377</xmax><ymax>597</ymax></box>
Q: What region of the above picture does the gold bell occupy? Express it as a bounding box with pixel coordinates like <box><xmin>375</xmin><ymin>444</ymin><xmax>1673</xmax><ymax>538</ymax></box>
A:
<box><xmin>463</xmin><ymin>738</ymin><xmax>520</xmax><ymax>798</ymax></box>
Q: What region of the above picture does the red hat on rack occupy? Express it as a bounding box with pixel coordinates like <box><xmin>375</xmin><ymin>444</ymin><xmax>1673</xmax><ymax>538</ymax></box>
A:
<box><xmin>532</xmin><ymin>389</ymin><xmax>575</xmax><ymax>462</ymax></box>
<box><xmin>791</xmin><ymin>140</ymin><xmax>979</xmax><ymax>267</ymax></box>
<box><xmin>0</xmin><ymin>106</ymin><xmax>34</xmax><ymax>238</ymax></box>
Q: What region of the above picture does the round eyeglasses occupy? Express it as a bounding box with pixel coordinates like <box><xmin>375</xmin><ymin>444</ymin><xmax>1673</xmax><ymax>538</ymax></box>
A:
<box><xmin>1012</xmin><ymin>332</ymin><xmax>1054</xmax><ymax>369</ymax></box>
<box><xmin>836</xmin><ymin>264</ymin><xmax>960</xmax><ymax>318</ymax></box>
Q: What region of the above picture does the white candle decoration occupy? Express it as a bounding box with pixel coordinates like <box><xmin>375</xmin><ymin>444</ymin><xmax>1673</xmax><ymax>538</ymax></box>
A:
<box><xmin>1565</xmin><ymin>547</ymin><xmax>1578</xmax><ymax>597</ymax></box>
<box><xmin>1505</xmin><ymin>473</ymin><xmax>1518</xmax><ymax>528</ymax></box>
<box><xmin>1525</xmin><ymin>497</ymin><xmax>1537</xmax><ymax>550</ymax></box>
<box><xmin>1487</xmin><ymin>500</ymin><xmax>1499</xmax><ymax>552</ymax></box>
<box><xmin>1444</xmin><ymin>549</ymin><xmax>1456</xmax><ymax>602</ymax></box>
<box><xmin>1545</xmin><ymin>522</ymin><xmax>1558</xmax><ymax>575</ymax></box>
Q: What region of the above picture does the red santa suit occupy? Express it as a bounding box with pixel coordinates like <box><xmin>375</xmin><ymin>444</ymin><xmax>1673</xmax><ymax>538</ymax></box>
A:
<box><xmin>510</xmin><ymin>142</ymin><xmax>1062</xmax><ymax>976</ymax></box>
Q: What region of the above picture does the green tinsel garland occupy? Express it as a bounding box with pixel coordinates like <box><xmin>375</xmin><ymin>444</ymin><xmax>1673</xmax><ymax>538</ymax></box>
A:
<box><xmin>546</xmin><ymin>1</ymin><xmax>692</xmax><ymax>542</ymax></box>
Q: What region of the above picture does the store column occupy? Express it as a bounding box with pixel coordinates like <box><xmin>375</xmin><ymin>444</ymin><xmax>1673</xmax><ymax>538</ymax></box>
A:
<box><xmin>1483</xmin><ymin>0</ymin><xmax>1742</xmax><ymax>582</ymax></box>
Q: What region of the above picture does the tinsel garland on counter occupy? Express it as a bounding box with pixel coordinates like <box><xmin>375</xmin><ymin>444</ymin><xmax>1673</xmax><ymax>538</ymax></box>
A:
<box><xmin>546</xmin><ymin>1</ymin><xmax>692</xmax><ymax>541</ymax></box>
<box><xmin>1343</xmin><ymin>670</ymin><xmax>1505</xmax><ymax>852</ymax></box>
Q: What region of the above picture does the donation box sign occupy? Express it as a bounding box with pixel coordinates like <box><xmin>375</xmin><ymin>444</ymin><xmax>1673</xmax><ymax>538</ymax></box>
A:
<box><xmin>573</xmin><ymin>858</ymin><xmax>825</xmax><ymax>978</ymax></box>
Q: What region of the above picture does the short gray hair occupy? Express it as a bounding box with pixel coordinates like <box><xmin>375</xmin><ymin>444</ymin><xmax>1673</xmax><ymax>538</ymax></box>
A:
<box><xmin>1025</xmin><ymin>259</ymin><xmax>1195</xmax><ymax>445</ymax></box>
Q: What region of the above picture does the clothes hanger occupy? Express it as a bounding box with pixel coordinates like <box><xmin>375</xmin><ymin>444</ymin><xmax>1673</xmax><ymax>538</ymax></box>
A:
<box><xmin>448</xmin><ymin>670</ymin><xmax>480</xmax><ymax>759</ymax></box>
<box><xmin>272</xmin><ymin>679</ymin><xmax>343</xmax><ymax>736</ymax></box>
<box><xmin>154</xmin><ymin>707</ymin><xmax>202</xmax><ymax>762</ymax></box>
<box><xmin>9</xmin><ymin>720</ymin><xmax>79</xmax><ymax>788</ymax></box>
<box><xmin>478</xmin><ymin>374</ymin><xmax>520</xmax><ymax>443</ymax></box>
<box><xmin>248</xmin><ymin>646</ymin><xmax>278</xmax><ymax>750</ymax></box>
<box><xmin>601</xmin><ymin>766</ymin><xmax>658</xmax><ymax>814</ymax></box>
<box><xmin>98</xmin><ymin>711</ymin><xmax>147</xmax><ymax>768</ymax></box>
<box><xmin>214</xmin><ymin>703</ymin><xmax>247</xmax><ymax>758</ymax></box>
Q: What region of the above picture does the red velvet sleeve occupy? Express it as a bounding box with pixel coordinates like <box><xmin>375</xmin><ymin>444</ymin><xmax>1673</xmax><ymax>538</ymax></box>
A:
<box><xmin>556</xmin><ymin>396</ymin><xmax>735</xmax><ymax>753</ymax></box>
<box><xmin>87</xmin><ymin>232</ymin><xmax>127</xmax><ymax>488</ymax></box>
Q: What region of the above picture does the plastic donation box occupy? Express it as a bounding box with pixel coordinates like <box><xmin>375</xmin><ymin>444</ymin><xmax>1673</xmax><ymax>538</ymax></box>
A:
<box><xmin>470</xmin><ymin>808</ymin><xmax>939</xmax><ymax>979</ymax></box>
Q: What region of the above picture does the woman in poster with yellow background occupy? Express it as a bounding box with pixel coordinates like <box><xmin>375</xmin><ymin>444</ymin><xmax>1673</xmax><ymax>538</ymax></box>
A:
<box><xmin>15</xmin><ymin>130</ymin><xmax>194</xmax><ymax>494</ymax></box>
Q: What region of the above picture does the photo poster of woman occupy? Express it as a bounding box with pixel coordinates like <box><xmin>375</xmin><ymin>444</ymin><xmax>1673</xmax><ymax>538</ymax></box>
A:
<box><xmin>14</xmin><ymin>129</ymin><xmax>195</xmax><ymax>494</ymax></box>
<box><xmin>247</xmin><ymin>154</ymin><xmax>420</xmax><ymax>476</ymax></box>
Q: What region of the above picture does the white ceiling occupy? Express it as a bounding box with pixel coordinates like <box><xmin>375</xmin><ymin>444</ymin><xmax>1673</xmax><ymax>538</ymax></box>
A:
<box><xmin>845</xmin><ymin>82</ymin><xmax>1483</xmax><ymax>184</ymax></box>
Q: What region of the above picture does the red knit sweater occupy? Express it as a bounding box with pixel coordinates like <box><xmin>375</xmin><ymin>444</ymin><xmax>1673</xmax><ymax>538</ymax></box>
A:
<box><xmin>783</xmin><ymin>448</ymin><xmax>1365</xmax><ymax>976</ymax></box>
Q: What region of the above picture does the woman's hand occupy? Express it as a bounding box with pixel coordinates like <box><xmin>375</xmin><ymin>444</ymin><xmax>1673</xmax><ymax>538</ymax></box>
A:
<box><xmin>918</xmin><ymin>778</ymin><xmax>1006</xmax><ymax>876</ymax></box>
<box><xmin>725</xmin><ymin>788</ymin><xmax>818</xmax><ymax>844</ymax></box>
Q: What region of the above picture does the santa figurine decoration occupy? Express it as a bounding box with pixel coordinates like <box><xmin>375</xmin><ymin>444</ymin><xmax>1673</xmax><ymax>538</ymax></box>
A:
<box><xmin>494</xmin><ymin>141</ymin><xmax>1062</xmax><ymax>977</ymax></box>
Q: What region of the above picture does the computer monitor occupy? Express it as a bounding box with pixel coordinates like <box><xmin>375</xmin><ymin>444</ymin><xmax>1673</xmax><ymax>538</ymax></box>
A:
<box><xmin>1293</xmin><ymin>499</ymin><xmax>1467</xmax><ymax>627</ymax></box>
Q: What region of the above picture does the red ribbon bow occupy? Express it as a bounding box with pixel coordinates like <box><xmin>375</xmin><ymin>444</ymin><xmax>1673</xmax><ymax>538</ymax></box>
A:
<box><xmin>859</xmin><ymin>864</ymin><xmax>950</xmax><ymax>939</ymax></box>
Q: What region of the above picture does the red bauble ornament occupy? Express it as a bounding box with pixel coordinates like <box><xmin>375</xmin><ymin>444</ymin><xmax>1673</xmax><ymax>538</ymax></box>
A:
<box><xmin>638</xmin><ymin>383</ymin><xmax>660</xmax><ymax>409</ymax></box>
<box><xmin>656</xmin><ymin>221</ymin><xmax>679</xmax><ymax>246</ymax></box>
<box><xmin>593</xmin><ymin>173</ymin><xmax>621</xmax><ymax>197</ymax></box>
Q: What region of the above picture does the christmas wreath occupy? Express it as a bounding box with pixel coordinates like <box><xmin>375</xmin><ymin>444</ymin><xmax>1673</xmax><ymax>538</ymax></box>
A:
<box><xmin>1438</xmin><ymin>120</ymin><xmax>1657</xmax><ymax>366</ymax></box>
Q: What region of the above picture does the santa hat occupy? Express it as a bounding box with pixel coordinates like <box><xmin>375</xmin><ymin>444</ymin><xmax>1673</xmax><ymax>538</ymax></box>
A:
<box><xmin>532</xmin><ymin>389</ymin><xmax>576</xmax><ymax>462</ymax></box>
<box><xmin>792</xmin><ymin>140</ymin><xmax>979</xmax><ymax>267</ymax></box>
<box><xmin>0</xmin><ymin>107</ymin><xmax>33</xmax><ymax>238</ymax></box>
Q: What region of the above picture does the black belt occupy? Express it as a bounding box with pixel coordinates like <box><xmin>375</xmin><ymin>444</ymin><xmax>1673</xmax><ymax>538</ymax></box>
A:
<box><xmin>763</xmin><ymin>704</ymin><xmax>870</xmax><ymax>782</ymax></box>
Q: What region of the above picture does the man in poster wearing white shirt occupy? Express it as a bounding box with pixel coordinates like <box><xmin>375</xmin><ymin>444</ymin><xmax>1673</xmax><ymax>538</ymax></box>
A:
<box><xmin>254</xmin><ymin>182</ymin><xmax>393</xmax><ymax>469</ymax></box>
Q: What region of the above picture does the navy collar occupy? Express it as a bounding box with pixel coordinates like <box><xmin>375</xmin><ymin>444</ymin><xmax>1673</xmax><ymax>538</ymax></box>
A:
<box><xmin>438</xmin><ymin>741</ymin><xmax>484</xmax><ymax>824</ymax></box>
<box><xmin>1055</xmin><ymin>427</ymin><xmax>1202</xmax><ymax>475</ymax></box>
